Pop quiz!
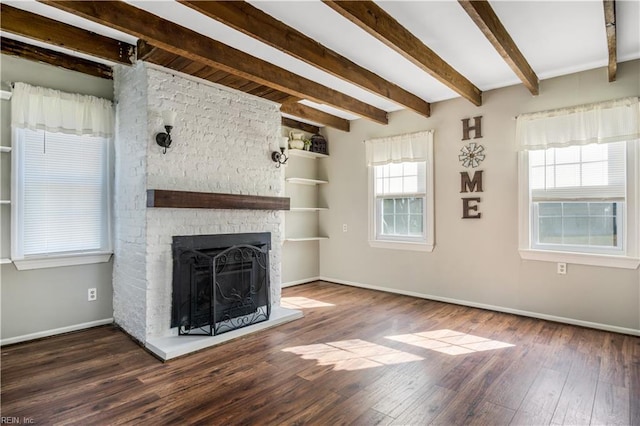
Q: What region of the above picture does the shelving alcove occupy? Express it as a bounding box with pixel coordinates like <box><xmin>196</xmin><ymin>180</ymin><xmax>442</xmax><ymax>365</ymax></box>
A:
<box><xmin>1</xmin><ymin>145</ymin><xmax>12</xmax><ymax>264</ymax></box>
<box><xmin>284</xmin><ymin>149</ymin><xmax>329</xmax><ymax>243</ymax></box>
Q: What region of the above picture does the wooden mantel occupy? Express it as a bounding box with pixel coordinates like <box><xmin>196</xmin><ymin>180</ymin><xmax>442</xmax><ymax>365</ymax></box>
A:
<box><xmin>147</xmin><ymin>190</ymin><xmax>290</xmax><ymax>211</ymax></box>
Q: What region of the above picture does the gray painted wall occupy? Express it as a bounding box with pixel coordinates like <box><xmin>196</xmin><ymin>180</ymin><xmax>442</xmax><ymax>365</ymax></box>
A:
<box><xmin>1</xmin><ymin>53</ymin><xmax>637</xmax><ymax>340</ymax></box>
<box><xmin>319</xmin><ymin>60</ymin><xmax>640</xmax><ymax>332</ymax></box>
<box><xmin>1</xmin><ymin>55</ymin><xmax>114</xmax><ymax>341</ymax></box>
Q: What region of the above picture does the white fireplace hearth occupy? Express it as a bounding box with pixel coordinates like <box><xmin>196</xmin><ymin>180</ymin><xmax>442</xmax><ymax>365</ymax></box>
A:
<box><xmin>146</xmin><ymin>306</ymin><xmax>302</xmax><ymax>360</ymax></box>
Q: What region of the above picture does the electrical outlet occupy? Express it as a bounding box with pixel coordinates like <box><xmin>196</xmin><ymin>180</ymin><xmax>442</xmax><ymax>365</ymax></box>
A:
<box><xmin>342</xmin><ymin>224</ymin><xmax>348</xmax><ymax>232</ymax></box>
<box><xmin>88</xmin><ymin>288</ymin><xmax>97</xmax><ymax>301</ymax></box>
<box><xmin>557</xmin><ymin>263</ymin><xmax>567</xmax><ymax>275</ymax></box>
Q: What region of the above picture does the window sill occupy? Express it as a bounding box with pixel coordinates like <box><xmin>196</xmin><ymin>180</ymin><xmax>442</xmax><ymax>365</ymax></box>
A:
<box><xmin>519</xmin><ymin>249</ymin><xmax>639</xmax><ymax>269</ymax></box>
<box><xmin>369</xmin><ymin>240</ymin><xmax>434</xmax><ymax>252</ymax></box>
<box><xmin>12</xmin><ymin>252</ymin><xmax>113</xmax><ymax>271</ymax></box>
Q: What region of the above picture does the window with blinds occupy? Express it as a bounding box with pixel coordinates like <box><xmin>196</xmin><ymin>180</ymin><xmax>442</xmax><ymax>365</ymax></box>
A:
<box><xmin>517</xmin><ymin>97</ymin><xmax>639</xmax><ymax>268</ymax></box>
<box><xmin>13</xmin><ymin>128</ymin><xmax>111</xmax><ymax>258</ymax></box>
<box><xmin>528</xmin><ymin>141</ymin><xmax>626</xmax><ymax>254</ymax></box>
<box><xmin>374</xmin><ymin>162</ymin><xmax>427</xmax><ymax>242</ymax></box>
<box><xmin>366</xmin><ymin>130</ymin><xmax>434</xmax><ymax>252</ymax></box>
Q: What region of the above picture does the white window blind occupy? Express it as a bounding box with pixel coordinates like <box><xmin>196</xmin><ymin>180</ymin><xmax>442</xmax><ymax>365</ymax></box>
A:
<box><xmin>16</xmin><ymin>129</ymin><xmax>110</xmax><ymax>256</ymax></box>
<box><xmin>529</xmin><ymin>142</ymin><xmax>626</xmax><ymax>202</ymax></box>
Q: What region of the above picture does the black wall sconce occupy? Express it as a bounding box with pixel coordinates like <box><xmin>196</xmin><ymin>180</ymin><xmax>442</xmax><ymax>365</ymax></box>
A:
<box><xmin>271</xmin><ymin>137</ymin><xmax>289</xmax><ymax>168</ymax></box>
<box><xmin>156</xmin><ymin>110</ymin><xmax>177</xmax><ymax>154</ymax></box>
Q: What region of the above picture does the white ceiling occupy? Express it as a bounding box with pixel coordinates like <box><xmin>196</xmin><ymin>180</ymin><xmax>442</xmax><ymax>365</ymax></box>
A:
<box><xmin>4</xmin><ymin>0</ymin><xmax>640</xmax><ymax>122</ymax></box>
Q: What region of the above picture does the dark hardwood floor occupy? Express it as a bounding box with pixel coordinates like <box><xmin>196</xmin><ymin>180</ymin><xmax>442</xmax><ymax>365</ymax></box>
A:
<box><xmin>2</xmin><ymin>281</ymin><xmax>639</xmax><ymax>425</ymax></box>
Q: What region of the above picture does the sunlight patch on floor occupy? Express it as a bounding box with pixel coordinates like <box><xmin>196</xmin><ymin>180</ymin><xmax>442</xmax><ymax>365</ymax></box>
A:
<box><xmin>282</xmin><ymin>339</ymin><xmax>424</xmax><ymax>371</ymax></box>
<box><xmin>385</xmin><ymin>329</ymin><xmax>515</xmax><ymax>355</ymax></box>
<box><xmin>281</xmin><ymin>297</ymin><xmax>335</xmax><ymax>309</ymax></box>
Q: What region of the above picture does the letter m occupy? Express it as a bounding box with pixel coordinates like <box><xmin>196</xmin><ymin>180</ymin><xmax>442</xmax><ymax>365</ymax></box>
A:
<box><xmin>460</xmin><ymin>170</ymin><xmax>483</xmax><ymax>193</ymax></box>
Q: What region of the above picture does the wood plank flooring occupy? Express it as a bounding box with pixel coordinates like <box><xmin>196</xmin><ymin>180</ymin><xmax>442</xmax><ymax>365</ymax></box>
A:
<box><xmin>2</xmin><ymin>281</ymin><xmax>639</xmax><ymax>425</ymax></box>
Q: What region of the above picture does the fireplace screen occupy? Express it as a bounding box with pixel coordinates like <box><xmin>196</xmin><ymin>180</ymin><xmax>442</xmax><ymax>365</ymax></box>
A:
<box><xmin>172</xmin><ymin>233</ymin><xmax>271</xmax><ymax>336</ymax></box>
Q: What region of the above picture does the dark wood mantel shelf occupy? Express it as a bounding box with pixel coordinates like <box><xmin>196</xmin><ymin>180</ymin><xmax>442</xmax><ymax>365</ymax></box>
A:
<box><xmin>147</xmin><ymin>189</ymin><xmax>290</xmax><ymax>211</ymax></box>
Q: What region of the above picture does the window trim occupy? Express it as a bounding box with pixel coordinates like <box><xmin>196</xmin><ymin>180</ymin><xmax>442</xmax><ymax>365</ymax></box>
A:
<box><xmin>518</xmin><ymin>249</ymin><xmax>639</xmax><ymax>269</ymax></box>
<box><xmin>368</xmin><ymin>158</ymin><xmax>434</xmax><ymax>252</ymax></box>
<box><xmin>518</xmin><ymin>141</ymin><xmax>640</xmax><ymax>269</ymax></box>
<box><xmin>12</xmin><ymin>252</ymin><xmax>113</xmax><ymax>271</ymax></box>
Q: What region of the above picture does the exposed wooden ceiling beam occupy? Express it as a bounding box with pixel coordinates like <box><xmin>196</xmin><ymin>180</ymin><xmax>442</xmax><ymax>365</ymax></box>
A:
<box><xmin>137</xmin><ymin>40</ymin><xmax>350</xmax><ymax>131</ymax></box>
<box><xmin>323</xmin><ymin>0</ymin><xmax>482</xmax><ymax>106</ymax></box>
<box><xmin>42</xmin><ymin>1</ymin><xmax>388</xmax><ymax>125</ymax></box>
<box><xmin>0</xmin><ymin>4</ymin><xmax>134</xmax><ymax>65</ymax></box>
<box><xmin>459</xmin><ymin>0</ymin><xmax>539</xmax><ymax>95</ymax></box>
<box><xmin>603</xmin><ymin>0</ymin><xmax>617</xmax><ymax>82</ymax></box>
<box><xmin>1</xmin><ymin>37</ymin><xmax>113</xmax><ymax>79</ymax></box>
<box><xmin>136</xmin><ymin>38</ymin><xmax>158</xmax><ymax>62</ymax></box>
<box><xmin>281</xmin><ymin>117</ymin><xmax>321</xmax><ymax>135</ymax></box>
<box><xmin>179</xmin><ymin>0</ymin><xmax>430</xmax><ymax>118</ymax></box>
<box><xmin>281</xmin><ymin>102</ymin><xmax>351</xmax><ymax>132</ymax></box>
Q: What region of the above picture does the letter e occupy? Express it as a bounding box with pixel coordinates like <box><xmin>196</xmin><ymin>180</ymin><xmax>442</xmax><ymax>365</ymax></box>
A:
<box><xmin>462</xmin><ymin>197</ymin><xmax>482</xmax><ymax>219</ymax></box>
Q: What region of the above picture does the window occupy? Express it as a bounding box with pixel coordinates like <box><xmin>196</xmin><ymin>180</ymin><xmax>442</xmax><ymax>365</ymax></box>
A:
<box><xmin>366</xmin><ymin>130</ymin><xmax>434</xmax><ymax>251</ymax></box>
<box><xmin>517</xmin><ymin>97</ymin><xmax>639</xmax><ymax>269</ymax></box>
<box><xmin>14</xmin><ymin>129</ymin><xmax>111</xmax><ymax>256</ymax></box>
<box><xmin>529</xmin><ymin>142</ymin><xmax>625</xmax><ymax>255</ymax></box>
<box><xmin>374</xmin><ymin>162</ymin><xmax>426</xmax><ymax>241</ymax></box>
<box><xmin>11</xmin><ymin>82</ymin><xmax>113</xmax><ymax>270</ymax></box>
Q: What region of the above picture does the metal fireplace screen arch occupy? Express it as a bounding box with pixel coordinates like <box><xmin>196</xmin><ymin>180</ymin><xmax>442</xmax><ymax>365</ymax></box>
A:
<box><xmin>171</xmin><ymin>233</ymin><xmax>271</xmax><ymax>336</ymax></box>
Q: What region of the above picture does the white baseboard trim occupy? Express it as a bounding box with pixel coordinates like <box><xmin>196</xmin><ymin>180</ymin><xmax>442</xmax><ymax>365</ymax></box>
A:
<box><xmin>282</xmin><ymin>276</ymin><xmax>321</xmax><ymax>288</ymax></box>
<box><xmin>0</xmin><ymin>318</ymin><xmax>114</xmax><ymax>346</ymax></box>
<box><xmin>319</xmin><ymin>276</ymin><xmax>640</xmax><ymax>337</ymax></box>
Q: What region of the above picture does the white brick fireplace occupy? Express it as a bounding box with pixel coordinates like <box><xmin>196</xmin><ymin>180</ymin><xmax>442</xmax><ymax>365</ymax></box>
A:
<box><xmin>113</xmin><ymin>62</ymin><xmax>301</xmax><ymax>360</ymax></box>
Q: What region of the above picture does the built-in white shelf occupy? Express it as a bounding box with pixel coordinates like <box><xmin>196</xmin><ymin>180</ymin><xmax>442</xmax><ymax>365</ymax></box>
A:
<box><xmin>290</xmin><ymin>207</ymin><xmax>329</xmax><ymax>212</ymax></box>
<box><xmin>1</xmin><ymin>140</ymin><xmax>11</xmax><ymax>267</ymax></box>
<box><xmin>286</xmin><ymin>177</ymin><xmax>328</xmax><ymax>185</ymax></box>
<box><xmin>288</xmin><ymin>150</ymin><xmax>328</xmax><ymax>159</ymax></box>
<box><xmin>284</xmin><ymin>237</ymin><xmax>329</xmax><ymax>242</ymax></box>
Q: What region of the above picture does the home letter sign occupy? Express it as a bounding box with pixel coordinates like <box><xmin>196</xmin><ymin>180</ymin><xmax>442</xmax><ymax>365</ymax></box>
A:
<box><xmin>460</xmin><ymin>171</ymin><xmax>483</xmax><ymax>193</ymax></box>
<box><xmin>462</xmin><ymin>198</ymin><xmax>482</xmax><ymax>219</ymax></box>
<box><xmin>460</xmin><ymin>171</ymin><xmax>483</xmax><ymax>219</ymax></box>
<box><xmin>461</xmin><ymin>116</ymin><xmax>483</xmax><ymax>140</ymax></box>
<box><xmin>459</xmin><ymin>116</ymin><xmax>484</xmax><ymax>219</ymax></box>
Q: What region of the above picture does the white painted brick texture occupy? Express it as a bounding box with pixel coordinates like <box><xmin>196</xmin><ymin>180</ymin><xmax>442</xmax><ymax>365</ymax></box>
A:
<box><xmin>114</xmin><ymin>63</ymin><xmax>284</xmax><ymax>341</ymax></box>
<box><xmin>112</xmin><ymin>63</ymin><xmax>149</xmax><ymax>343</ymax></box>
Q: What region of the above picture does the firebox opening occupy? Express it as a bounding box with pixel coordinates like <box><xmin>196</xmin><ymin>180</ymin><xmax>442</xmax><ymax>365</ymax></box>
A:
<box><xmin>171</xmin><ymin>233</ymin><xmax>271</xmax><ymax>336</ymax></box>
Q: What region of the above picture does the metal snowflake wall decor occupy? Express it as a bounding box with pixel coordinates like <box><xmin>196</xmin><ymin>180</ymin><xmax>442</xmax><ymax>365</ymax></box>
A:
<box><xmin>459</xmin><ymin>142</ymin><xmax>485</xmax><ymax>168</ymax></box>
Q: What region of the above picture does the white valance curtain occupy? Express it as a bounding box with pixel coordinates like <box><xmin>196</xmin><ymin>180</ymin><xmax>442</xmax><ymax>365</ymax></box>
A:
<box><xmin>516</xmin><ymin>97</ymin><xmax>639</xmax><ymax>150</ymax></box>
<box><xmin>11</xmin><ymin>82</ymin><xmax>114</xmax><ymax>137</ymax></box>
<box><xmin>365</xmin><ymin>130</ymin><xmax>433</xmax><ymax>166</ymax></box>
